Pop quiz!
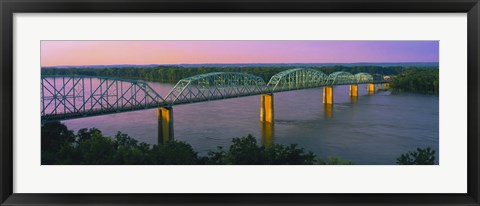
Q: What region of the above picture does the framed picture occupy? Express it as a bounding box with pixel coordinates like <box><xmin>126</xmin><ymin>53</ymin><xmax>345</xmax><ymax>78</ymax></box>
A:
<box><xmin>1</xmin><ymin>0</ymin><xmax>479</xmax><ymax>205</ymax></box>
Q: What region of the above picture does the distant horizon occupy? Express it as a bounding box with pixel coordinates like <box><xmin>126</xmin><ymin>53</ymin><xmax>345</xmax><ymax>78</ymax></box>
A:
<box><xmin>41</xmin><ymin>41</ymin><xmax>439</xmax><ymax>67</ymax></box>
<box><xmin>42</xmin><ymin>61</ymin><xmax>439</xmax><ymax>68</ymax></box>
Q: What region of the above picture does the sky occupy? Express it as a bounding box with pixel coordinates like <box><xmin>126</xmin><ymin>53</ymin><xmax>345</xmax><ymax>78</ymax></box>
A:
<box><xmin>41</xmin><ymin>41</ymin><xmax>439</xmax><ymax>67</ymax></box>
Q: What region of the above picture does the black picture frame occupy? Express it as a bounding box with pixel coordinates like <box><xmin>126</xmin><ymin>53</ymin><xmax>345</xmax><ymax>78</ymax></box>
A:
<box><xmin>1</xmin><ymin>0</ymin><xmax>479</xmax><ymax>205</ymax></box>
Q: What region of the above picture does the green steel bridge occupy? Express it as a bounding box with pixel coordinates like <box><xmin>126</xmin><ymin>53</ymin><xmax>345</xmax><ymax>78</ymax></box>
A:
<box><xmin>41</xmin><ymin>68</ymin><xmax>389</xmax><ymax>124</ymax></box>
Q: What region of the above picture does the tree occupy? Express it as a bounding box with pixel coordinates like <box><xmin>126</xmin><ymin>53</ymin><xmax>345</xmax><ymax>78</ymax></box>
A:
<box><xmin>396</xmin><ymin>147</ymin><xmax>436</xmax><ymax>165</ymax></box>
<box><xmin>41</xmin><ymin>122</ymin><xmax>75</xmax><ymax>164</ymax></box>
<box><xmin>389</xmin><ymin>68</ymin><xmax>439</xmax><ymax>94</ymax></box>
<box><xmin>317</xmin><ymin>156</ymin><xmax>353</xmax><ymax>165</ymax></box>
<box><xmin>211</xmin><ymin>135</ymin><xmax>318</xmax><ymax>165</ymax></box>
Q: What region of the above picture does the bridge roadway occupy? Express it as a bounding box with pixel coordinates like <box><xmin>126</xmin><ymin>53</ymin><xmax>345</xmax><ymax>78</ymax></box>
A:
<box><xmin>41</xmin><ymin>68</ymin><xmax>389</xmax><ymax>123</ymax></box>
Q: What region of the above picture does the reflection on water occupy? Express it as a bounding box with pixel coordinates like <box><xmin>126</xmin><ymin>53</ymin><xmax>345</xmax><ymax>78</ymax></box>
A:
<box><xmin>60</xmin><ymin>80</ymin><xmax>439</xmax><ymax>165</ymax></box>
<box><xmin>323</xmin><ymin>104</ymin><xmax>333</xmax><ymax>119</ymax></box>
<box><xmin>260</xmin><ymin>122</ymin><xmax>274</xmax><ymax>146</ymax></box>
<box><xmin>350</xmin><ymin>96</ymin><xmax>358</xmax><ymax>104</ymax></box>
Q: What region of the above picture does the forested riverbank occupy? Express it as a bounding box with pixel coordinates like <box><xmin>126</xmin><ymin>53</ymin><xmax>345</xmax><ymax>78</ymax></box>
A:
<box><xmin>389</xmin><ymin>68</ymin><xmax>439</xmax><ymax>94</ymax></box>
<box><xmin>41</xmin><ymin>65</ymin><xmax>437</xmax><ymax>84</ymax></box>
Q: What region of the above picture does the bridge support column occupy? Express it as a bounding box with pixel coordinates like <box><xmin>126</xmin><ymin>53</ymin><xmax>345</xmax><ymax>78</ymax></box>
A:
<box><xmin>260</xmin><ymin>93</ymin><xmax>274</xmax><ymax>123</ymax></box>
<box><xmin>158</xmin><ymin>107</ymin><xmax>174</xmax><ymax>144</ymax></box>
<box><xmin>349</xmin><ymin>84</ymin><xmax>358</xmax><ymax>97</ymax></box>
<box><xmin>323</xmin><ymin>86</ymin><xmax>333</xmax><ymax>104</ymax></box>
<box><xmin>367</xmin><ymin>83</ymin><xmax>375</xmax><ymax>94</ymax></box>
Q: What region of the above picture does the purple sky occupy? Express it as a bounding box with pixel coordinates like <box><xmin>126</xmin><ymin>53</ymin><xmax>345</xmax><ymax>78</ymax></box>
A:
<box><xmin>41</xmin><ymin>40</ymin><xmax>439</xmax><ymax>66</ymax></box>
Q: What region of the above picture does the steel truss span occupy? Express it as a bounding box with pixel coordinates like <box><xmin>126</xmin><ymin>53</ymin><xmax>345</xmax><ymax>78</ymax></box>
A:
<box><xmin>267</xmin><ymin>68</ymin><xmax>328</xmax><ymax>92</ymax></box>
<box><xmin>166</xmin><ymin>72</ymin><xmax>267</xmax><ymax>105</ymax></box>
<box><xmin>354</xmin><ymin>72</ymin><xmax>374</xmax><ymax>83</ymax></box>
<box><xmin>326</xmin><ymin>71</ymin><xmax>355</xmax><ymax>85</ymax></box>
<box><xmin>41</xmin><ymin>69</ymin><xmax>385</xmax><ymax>122</ymax></box>
<box><xmin>41</xmin><ymin>75</ymin><xmax>166</xmax><ymax>122</ymax></box>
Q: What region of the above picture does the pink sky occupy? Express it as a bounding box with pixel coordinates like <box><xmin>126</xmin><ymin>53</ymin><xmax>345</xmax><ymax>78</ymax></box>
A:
<box><xmin>41</xmin><ymin>41</ymin><xmax>439</xmax><ymax>67</ymax></box>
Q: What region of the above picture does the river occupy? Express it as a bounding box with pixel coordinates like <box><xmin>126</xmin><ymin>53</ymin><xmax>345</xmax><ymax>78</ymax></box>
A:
<box><xmin>56</xmin><ymin>80</ymin><xmax>439</xmax><ymax>165</ymax></box>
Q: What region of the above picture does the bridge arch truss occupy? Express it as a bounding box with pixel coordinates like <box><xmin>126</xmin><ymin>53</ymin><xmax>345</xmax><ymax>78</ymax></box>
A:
<box><xmin>326</xmin><ymin>71</ymin><xmax>356</xmax><ymax>85</ymax></box>
<box><xmin>165</xmin><ymin>72</ymin><xmax>267</xmax><ymax>105</ymax></box>
<box><xmin>267</xmin><ymin>68</ymin><xmax>328</xmax><ymax>92</ymax></box>
<box><xmin>354</xmin><ymin>73</ymin><xmax>374</xmax><ymax>84</ymax></box>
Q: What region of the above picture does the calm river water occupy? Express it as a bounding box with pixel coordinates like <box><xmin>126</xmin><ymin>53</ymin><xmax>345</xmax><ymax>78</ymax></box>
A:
<box><xmin>59</xmin><ymin>80</ymin><xmax>439</xmax><ymax>165</ymax></box>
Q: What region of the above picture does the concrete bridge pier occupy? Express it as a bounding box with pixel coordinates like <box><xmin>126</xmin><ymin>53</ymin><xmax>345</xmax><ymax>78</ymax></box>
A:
<box><xmin>158</xmin><ymin>107</ymin><xmax>174</xmax><ymax>144</ymax></box>
<box><xmin>323</xmin><ymin>86</ymin><xmax>333</xmax><ymax>104</ymax></box>
<box><xmin>367</xmin><ymin>83</ymin><xmax>375</xmax><ymax>94</ymax></box>
<box><xmin>350</xmin><ymin>84</ymin><xmax>358</xmax><ymax>97</ymax></box>
<box><xmin>260</xmin><ymin>93</ymin><xmax>274</xmax><ymax>123</ymax></box>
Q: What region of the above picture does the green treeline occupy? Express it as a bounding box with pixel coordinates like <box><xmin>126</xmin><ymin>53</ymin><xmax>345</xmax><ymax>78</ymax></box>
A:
<box><xmin>41</xmin><ymin>65</ymin><xmax>437</xmax><ymax>84</ymax></box>
<box><xmin>389</xmin><ymin>68</ymin><xmax>439</xmax><ymax>94</ymax></box>
<box><xmin>396</xmin><ymin>147</ymin><xmax>436</xmax><ymax>165</ymax></box>
<box><xmin>41</xmin><ymin>122</ymin><xmax>352</xmax><ymax>165</ymax></box>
